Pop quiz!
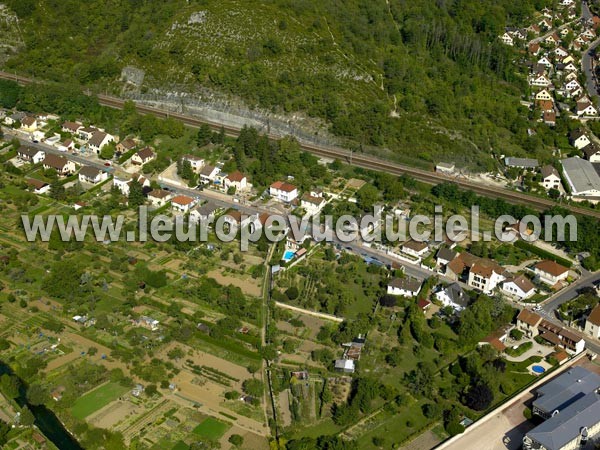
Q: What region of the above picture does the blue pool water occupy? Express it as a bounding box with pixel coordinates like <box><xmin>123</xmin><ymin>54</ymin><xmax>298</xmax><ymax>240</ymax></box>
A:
<box><xmin>282</xmin><ymin>250</ymin><xmax>296</xmax><ymax>262</ymax></box>
<box><xmin>532</xmin><ymin>365</ymin><xmax>546</xmax><ymax>374</ymax></box>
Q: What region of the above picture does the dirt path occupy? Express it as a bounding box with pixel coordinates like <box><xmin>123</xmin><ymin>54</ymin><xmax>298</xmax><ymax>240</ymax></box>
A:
<box><xmin>274</xmin><ymin>302</ymin><xmax>343</xmax><ymax>323</ymax></box>
<box><xmin>278</xmin><ymin>390</ymin><xmax>292</xmax><ymax>427</ymax></box>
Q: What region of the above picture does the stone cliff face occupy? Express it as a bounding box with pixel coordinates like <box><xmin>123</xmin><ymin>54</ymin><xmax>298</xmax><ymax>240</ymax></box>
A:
<box><xmin>0</xmin><ymin>5</ymin><xmax>24</xmax><ymax>65</ymax></box>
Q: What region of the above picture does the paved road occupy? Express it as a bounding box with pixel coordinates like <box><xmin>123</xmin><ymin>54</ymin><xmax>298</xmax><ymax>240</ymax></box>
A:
<box><xmin>581</xmin><ymin>2</ymin><xmax>600</xmax><ymax>102</ymax></box>
<box><xmin>534</xmin><ymin>270</ymin><xmax>600</xmax><ymax>355</ymax></box>
<box><xmin>4</xmin><ymin>128</ymin><xmax>114</xmax><ymax>173</ymax></box>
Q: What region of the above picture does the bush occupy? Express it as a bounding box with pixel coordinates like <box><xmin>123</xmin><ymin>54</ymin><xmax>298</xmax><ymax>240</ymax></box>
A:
<box><xmin>445</xmin><ymin>421</ymin><xmax>465</xmax><ymax>436</ymax></box>
<box><xmin>228</xmin><ymin>434</ymin><xmax>244</xmax><ymax>446</ymax></box>
<box><xmin>379</xmin><ymin>295</ymin><xmax>397</xmax><ymax>307</ymax></box>
<box><xmin>509</xmin><ymin>329</ymin><xmax>524</xmax><ymax>340</ymax></box>
<box><xmin>523</xmin><ymin>407</ymin><xmax>532</xmax><ymax>420</ymax></box>
<box><xmin>505</xmin><ymin>341</ymin><xmax>533</xmax><ymax>357</ymax></box>
<box><xmin>285</xmin><ymin>286</ymin><xmax>299</xmax><ymax>300</ymax></box>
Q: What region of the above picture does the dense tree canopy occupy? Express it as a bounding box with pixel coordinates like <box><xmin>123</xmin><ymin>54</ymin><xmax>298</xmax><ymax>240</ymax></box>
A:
<box><xmin>1</xmin><ymin>0</ymin><xmax>556</xmax><ymax>168</ymax></box>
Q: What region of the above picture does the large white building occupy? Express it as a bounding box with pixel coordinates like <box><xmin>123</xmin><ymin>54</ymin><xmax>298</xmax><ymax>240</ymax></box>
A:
<box><xmin>561</xmin><ymin>157</ymin><xmax>600</xmax><ymax>200</ymax></box>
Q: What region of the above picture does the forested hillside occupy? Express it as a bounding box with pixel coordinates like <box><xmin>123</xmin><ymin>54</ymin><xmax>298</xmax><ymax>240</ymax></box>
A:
<box><xmin>2</xmin><ymin>0</ymin><xmax>551</xmax><ymax>168</ymax></box>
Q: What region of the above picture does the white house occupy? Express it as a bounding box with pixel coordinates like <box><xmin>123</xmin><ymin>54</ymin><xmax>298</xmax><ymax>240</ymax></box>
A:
<box><xmin>569</xmin><ymin>130</ymin><xmax>591</xmax><ymax>150</ymax></box>
<box><xmin>434</xmin><ymin>283</ymin><xmax>469</xmax><ymax>312</ymax></box>
<box><xmin>564</xmin><ymin>62</ymin><xmax>578</xmax><ymax>73</ymax></box>
<box><xmin>436</xmin><ymin>247</ymin><xmax>457</xmax><ymax>267</ymax></box>
<box><xmin>554</xmin><ymin>46</ymin><xmax>569</xmax><ymax>58</ymax></box>
<box><xmin>42</xmin><ymin>154</ymin><xmax>76</xmax><ymax>176</ymax></box>
<box><xmin>224</xmin><ymin>170</ymin><xmax>249</xmax><ymax>192</ymax></box>
<box><xmin>387</xmin><ymin>278</ymin><xmax>422</xmax><ymax>297</ymax></box>
<box><xmin>584</xmin><ymin>305</ymin><xmax>600</xmax><ymax>339</ymax></box>
<box><xmin>222</xmin><ymin>210</ymin><xmax>257</xmax><ymax>232</ymax></box>
<box><xmin>565</xmin><ymin>79</ymin><xmax>581</xmax><ymax>91</ymax></box>
<box><xmin>544</xmin><ymin>33</ymin><xmax>560</xmax><ymax>46</ymax></box>
<box><xmin>533</xmin><ymin>260</ymin><xmax>569</xmax><ymax>286</ymax></box>
<box><xmin>147</xmin><ymin>189</ymin><xmax>172</xmax><ymax>207</ymax></box>
<box><xmin>583</xmin><ymin>144</ymin><xmax>600</xmax><ymax>163</ymax></box>
<box><xmin>171</xmin><ymin>195</ymin><xmax>196</xmax><ymax>213</ymax></box>
<box><xmin>20</xmin><ymin>116</ymin><xmax>38</xmax><ymax>132</ymax></box>
<box><xmin>27</xmin><ymin>178</ymin><xmax>50</xmax><ymax>194</ymax></box>
<box><xmin>499</xmin><ymin>33</ymin><xmax>514</xmax><ymax>46</ymax></box>
<box><xmin>269</xmin><ymin>181</ymin><xmax>298</xmax><ymax>203</ymax></box>
<box><xmin>300</xmin><ymin>191</ymin><xmax>326</xmax><ymax>216</ymax></box>
<box><xmin>88</xmin><ymin>131</ymin><xmax>114</xmax><ymax>154</ymax></box>
<box><xmin>540</xmin><ymin>165</ymin><xmax>561</xmax><ymax>190</ymax></box>
<box><xmin>502</xmin><ymin>275</ymin><xmax>536</xmax><ymax>300</ymax></box>
<box><xmin>61</xmin><ymin>121</ymin><xmax>82</xmax><ymax>134</ymax></box>
<box><xmin>537</xmin><ymin>56</ymin><xmax>552</xmax><ymax>68</ymax></box>
<box><xmin>467</xmin><ymin>261</ymin><xmax>505</xmax><ymax>294</ymax></box>
<box><xmin>189</xmin><ymin>202</ymin><xmax>219</xmax><ymax>223</ymax></box>
<box><xmin>181</xmin><ymin>154</ymin><xmax>205</xmax><ymax>173</ymax></box>
<box><xmin>78</xmin><ymin>126</ymin><xmax>98</xmax><ymax>141</ymax></box>
<box><xmin>199</xmin><ymin>164</ymin><xmax>219</xmax><ymax>184</ymax></box>
<box><xmin>535</xmin><ymin>89</ymin><xmax>553</xmax><ymax>101</ymax></box>
<box><xmin>17</xmin><ymin>146</ymin><xmax>45</xmax><ymax>164</ymax></box>
<box><xmin>57</xmin><ymin>139</ymin><xmax>75</xmax><ymax>152</ymax></box>
<box><xmin>113</xmin><ymin>174</ymin><xmax>150</xmax><ymax>196</ymax></box>
<box><xmin>582</xmin><ymin>28</ymin><xmax>596</xmax><ymax>40</ymax></box>
<box><xmin>516</xmin><ymin>309</ymin><xmax>542</xmax><ymax>338</ymax></box>
<box><xmin>576</xmin><ymin>97</ymin><xmax>598</xmax><ymax>116</ymax></box>
<box><xmin>401</xmin><ymin>240</ymin><xmax>429</xmax><ymax>258</ymax></box>
<box><xmin>78</xmin><ymin>166</ymin><xmax>108</xmax><ymax>184</ymax></box>
<box><xmin>131</xmin><ymin>147</ymin><xmax>156</xmax><ymax>166</ymax></box>
<box><xmin>529</xmin><ymin>75</ymin><xmax>551</xmax><ymax>88</ymax></box>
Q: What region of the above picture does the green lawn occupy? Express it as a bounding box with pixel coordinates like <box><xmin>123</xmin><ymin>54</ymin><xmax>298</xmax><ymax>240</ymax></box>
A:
<box><xmin>171</xmin><ymin>441</ymin><xmax>189</xmax><ymax>450</ymax></box>
<box><xmin>192</xmin><ymin>417</ymin><xmax>230</xmax><ymax>440</ymax></box>
<box><xmin>71</xmin><ymin>382</ymin><xmax>129</xmax><ymax>419</ymax></box>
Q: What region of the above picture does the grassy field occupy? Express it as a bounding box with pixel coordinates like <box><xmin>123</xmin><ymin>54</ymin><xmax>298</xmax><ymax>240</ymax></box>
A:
<box><xmin>171</xmin><ymin>442</ymin><xmax>189</xmax><ymax>450</ymax></box>
<box><xmin>191</xmin><ymin>417</ymin><xmax>230</xmax><ymax>440</ymax></box>
<box><xmin>71</xmin><ymin>382</ymin><xmax>129</xmax><ymax>419</ymax></box>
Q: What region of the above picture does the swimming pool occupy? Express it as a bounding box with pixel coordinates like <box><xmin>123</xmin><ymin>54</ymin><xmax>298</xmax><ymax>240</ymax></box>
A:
<box><xmin>532</xmin><ymin>365</ymin><xmax>546</xmax><ymax>374</ymax></box>
<box><xmin>282</xmin><ymin>250</ymin><xmax>296</xmax><ymax>262</ymax></box>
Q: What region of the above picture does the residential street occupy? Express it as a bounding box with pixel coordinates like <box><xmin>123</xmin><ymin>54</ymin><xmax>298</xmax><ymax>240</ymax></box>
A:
<box><xmin>581</xmin><ymin>2</ymin><xmax>600</xmax><ymax>101</ymax></box>
<box><xmin>537</xmin><ymin>270</ymin><xmax>600</xmax><ymax>354</ymax></box>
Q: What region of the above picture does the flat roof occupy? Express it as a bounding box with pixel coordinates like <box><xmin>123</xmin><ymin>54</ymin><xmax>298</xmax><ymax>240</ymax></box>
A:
<box><xmin>527</xmin><ymin>392</ymin><xmax>600</xmax><ymax>450</ymax></box>
<box><xmin>533</xmin><ymin>366</ymin><xmax>600</xmax><ymax>415</ymax></box>
<box><xmin>561</xmin><ymin>157</ymin><xmax>600</xmax><ymax>195</ymax></box>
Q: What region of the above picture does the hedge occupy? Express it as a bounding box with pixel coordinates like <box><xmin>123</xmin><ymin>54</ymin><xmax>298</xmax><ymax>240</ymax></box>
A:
<box><xmin>514</xmin><ymin>240</ymin><xmax>572</xmax><ymax>268</ymax></box>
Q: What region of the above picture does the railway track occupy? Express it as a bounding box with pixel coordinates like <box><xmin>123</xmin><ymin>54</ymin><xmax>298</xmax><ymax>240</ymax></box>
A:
<box><xmin>2</xmin><ymin>70</ymin><xmax>599</xmax><ymax>219</ymax></box>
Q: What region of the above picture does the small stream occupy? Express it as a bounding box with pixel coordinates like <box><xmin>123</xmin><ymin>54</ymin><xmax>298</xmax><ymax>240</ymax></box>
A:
<box><xmin>0</xmin><ymin>360</ymin><xmax>84</xmax><ymax>450</ymax></box>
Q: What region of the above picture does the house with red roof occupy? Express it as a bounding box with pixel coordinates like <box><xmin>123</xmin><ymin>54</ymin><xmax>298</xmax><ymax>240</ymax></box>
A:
<box><xmin>269</xmin><ymin>180</ymin><xmax>298</xmax><ymax>203</ymax></box>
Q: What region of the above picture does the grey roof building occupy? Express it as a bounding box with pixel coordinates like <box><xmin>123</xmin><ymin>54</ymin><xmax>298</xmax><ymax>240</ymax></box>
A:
<box><xmin>434</xmin><ymin>282</ymin><xmax>469</xmax><ymax>311</ymax></box>
<box><xmin>532</xmin><ymin>366</ymin><xmax>600</xmax><ymax>419</ymax></box>
<box><xmin>524</xmin><ymin>392</ymin><xmax>600</xmax><ymax>450</ymax></box>
<box><xmin>505</xmin><ymin>157</ymin><xmax>539</xmax><ymax>169</ymax></box>
<box><xmin>436</xmin><ymin>247</ymin><xmax>458</xmax><ymax>265</ymax></box>
<box><xmin>561</xmin><ymin>157</ymin><xmax>600</xmax><ymax>197</ymax></box>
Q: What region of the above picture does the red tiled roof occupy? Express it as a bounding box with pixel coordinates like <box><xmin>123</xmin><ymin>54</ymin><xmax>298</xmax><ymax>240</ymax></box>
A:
<box><xmin>271</xmin><ymin>180</ymin><xmax>297</xmax><ymax>192</ymax></box>
<box><xmin>517</xmin><ymin>309</ymin><xmax>542</xmax><ymax>327</ymax></box>
<box><xmin>226</xmin><ymin>170</ymin><xmax>246</xmax><ymax>183</ymax></box>
<box><xmin>535</xmin><ymin>260</ymin><xmax>569</xmax><ymax>277</ymax></box>
<box><xmin>587</xmin><ymin>304</ymin><xmax>600</xmax><ymax>326</ymax></box>
<box><xmin>171</xmin><ymin>195</ymin><xmax>194</xmax><ymax>206</ymax></box>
